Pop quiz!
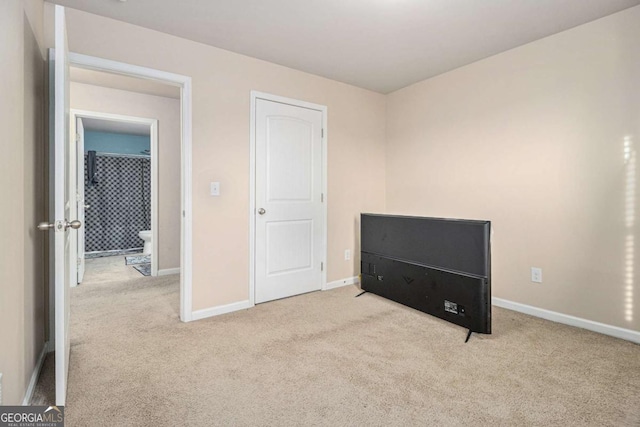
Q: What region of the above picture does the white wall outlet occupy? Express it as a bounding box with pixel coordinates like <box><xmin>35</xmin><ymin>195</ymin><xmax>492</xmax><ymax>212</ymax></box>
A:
<box><xmin>531</xmin><ymin>267</ymin><xmax>542</xmax><ymax>283</ymax></box>
<box><xmin>210</xmin><ymin>182</ymin><xmax>220</xmax><ymax>196</ymax></box>
<box><xmin>345</xmin><ymin>249</ymin><xmax>351</xmax><ymax>261</ymax></box>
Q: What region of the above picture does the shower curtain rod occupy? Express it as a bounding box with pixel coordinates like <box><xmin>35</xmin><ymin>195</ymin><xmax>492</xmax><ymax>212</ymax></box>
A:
<box><xmin>88</xmin><ymin>151</ymin><xmax>150</xmax><ymax>159</ymax></box>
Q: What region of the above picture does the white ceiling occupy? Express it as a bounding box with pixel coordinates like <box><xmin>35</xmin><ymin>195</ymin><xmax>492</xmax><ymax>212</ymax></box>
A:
<box><xmin>81</xmin><ymin>117</ymin><xmax>150</xmax><ymax>136</ymax></box>
<box><xmin>53</xmin><ymin>0</ymin><xmax>640</xmax><ymax>93</ymax></box>
<box><xmin>70</xmin><ymin>67</ymin><xmax>181</xmax><ymax>99</ymax></box>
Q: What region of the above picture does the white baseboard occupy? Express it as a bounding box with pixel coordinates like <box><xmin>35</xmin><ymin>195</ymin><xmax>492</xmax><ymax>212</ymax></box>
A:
<box><xmin>325</xmin><ymin>276</ymin><xmax>360</xmax><ymax>290</ymax></box>
<box><xmin>492</xmin><ymin>297</ymin><xmax>640</xmax><ymax>344</ymax></box>
<box><xmin>157</xmin><ymin>268</ymin><xmax>180</xmax><ymax>276</ymax></box>
<box><xmin>22</xmin><ymin>342</ymin><xmax>48</xmax><ymax>405</ymax></box>
<box><xmin>191</xmin><ymin>300</ymin><xmax>254</xmax><ymax>321</ymax></box>
<box><xmin>191</xmin><ymin>277</ymin><xmax>361</xmax><ymax>321</ymax></box>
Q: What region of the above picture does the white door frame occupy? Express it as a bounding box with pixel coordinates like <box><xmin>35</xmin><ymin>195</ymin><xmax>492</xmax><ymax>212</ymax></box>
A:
<box><xmin>249</xmin><ymin>91</ymin><xmax>328</xmax><ymax>305</ymax></box>
<box><xmin>71</xmin><ymin>110</ymin><xmax>159</xmax><ymax>279</ymax></box>
<box><xmin>68</xmin><ymin>52</ymin><xmax>194</xmax><ymax>322</ymax></box>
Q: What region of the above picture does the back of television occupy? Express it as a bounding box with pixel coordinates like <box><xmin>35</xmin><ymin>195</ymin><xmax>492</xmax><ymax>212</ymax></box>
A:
<box><xmin>359</xmin><ymin>213</ymin><xmax>491</xmax><ymax>341</ymax></box>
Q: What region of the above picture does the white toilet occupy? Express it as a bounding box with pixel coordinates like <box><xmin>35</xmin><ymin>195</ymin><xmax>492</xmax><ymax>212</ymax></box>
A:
<box><xmin>138</xmin><ymin>230</ymin><xmax>152</xmax><ymax>255</ymax></box>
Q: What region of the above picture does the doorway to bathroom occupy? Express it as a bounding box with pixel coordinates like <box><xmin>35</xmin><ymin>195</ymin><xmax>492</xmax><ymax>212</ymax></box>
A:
<box><xmin>72</xmin><ymin>110</ymin><xmax>159</xmax><ymax>283</ymax></box>
<box><xmin>67</xmin><ymin>62</ymin><xmax>184</xmax><ymax>288</ymax></box>
<box><xmin>53</xmin><ymin>50</ymin><xmax>194</xmax><ymax>335</ymax></box>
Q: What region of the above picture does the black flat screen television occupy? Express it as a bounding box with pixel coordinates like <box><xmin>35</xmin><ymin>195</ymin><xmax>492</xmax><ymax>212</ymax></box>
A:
<box><xmin>360</xmin><ymin>214</ymin><xmax>491</xmax><ymax>336</ymax></box>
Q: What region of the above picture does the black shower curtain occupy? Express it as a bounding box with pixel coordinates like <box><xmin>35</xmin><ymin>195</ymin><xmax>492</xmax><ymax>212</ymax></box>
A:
<box><xmin>84</xmin><ymin>154</ymin><xmax>151</xmax><ymax>253</ymax></box>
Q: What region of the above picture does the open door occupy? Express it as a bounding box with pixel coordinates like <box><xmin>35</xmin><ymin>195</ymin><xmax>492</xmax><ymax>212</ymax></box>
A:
<box><xmin>41</xmin><ymin>5</ymin><xmax>77</xmax><ymax>407</ymax></box>
<box><xmin>52</xmin><ymin>4</ymin><xmax>73</xmax><ymax>406</ymax></box>
<box><xmin>76</xmin><ymin>117</ymin><xmax>85</xmax><ymax>284</ymax></box>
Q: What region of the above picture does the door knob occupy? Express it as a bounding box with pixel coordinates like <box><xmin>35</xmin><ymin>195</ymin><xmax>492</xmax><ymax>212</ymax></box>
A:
<box><xmin>66</xmin><ymin>220</ymin><xmax>82</xmax><ymax>230</ymax></box>
<box><xmin>37</xmin><ymin>219</ymin><xmax>82</xmax><ymax>231</ymax></box>
<box><xmin>37</xmin><ymin>222</ymin><xmax>55</xmax><ymax>231</ymax></box>
<box><xmin>258</xmin><ymin>208</ymin><xmax>266</xmax><ymax>215</ymax></box>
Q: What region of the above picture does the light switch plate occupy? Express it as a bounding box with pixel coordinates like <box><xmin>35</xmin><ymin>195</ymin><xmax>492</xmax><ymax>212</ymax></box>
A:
<box><xmin>210</xmin><ymin>182</ymin><xmax>220</xmax><ymax>196</ymax></box>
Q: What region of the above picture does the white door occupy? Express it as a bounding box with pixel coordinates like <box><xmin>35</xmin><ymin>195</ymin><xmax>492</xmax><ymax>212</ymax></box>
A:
<box><xmin>255</xmin><ymin>98</ymin><xmax>324</xmax><ymax>303</ymax></box>
<box><xmin>42</xmin><ymin>5</ymin><xmax>74</xmax><ymax>406</ymax></box>
<box><xmin>76</xmin><ymin>117</ymin><xmax>85</xmax><ymax>284</ymax></box>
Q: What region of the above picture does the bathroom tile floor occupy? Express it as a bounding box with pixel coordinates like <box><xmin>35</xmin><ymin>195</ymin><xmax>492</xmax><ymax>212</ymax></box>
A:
<box><xmin>83</xmin><ymin>255</ymin><xmax>147</xmax><ymax>284</ymax></box>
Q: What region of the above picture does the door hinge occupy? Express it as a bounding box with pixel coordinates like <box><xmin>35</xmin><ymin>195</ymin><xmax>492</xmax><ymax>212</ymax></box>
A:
<box><xmin>182</xmin><ymin>210</ymin><xmax>185</xmax><ymax>218</ymax></box>
<box><xmin>321</xmin><ymin>128</ymin><xmax>324</xmax><ymax>138</ymax></box>
<box><xmin>321</xmin><ymin>193</ymin><xmax>324</xmax><ymax>203</ymax></box>
<box><xmin>321</xmin><ymin>262</ymin><xmax>324</xmax><ymax>272</ymax></box>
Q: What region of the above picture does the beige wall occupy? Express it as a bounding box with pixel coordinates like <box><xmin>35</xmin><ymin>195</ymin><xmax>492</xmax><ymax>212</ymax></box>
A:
<box><xmin>386</xmin><ymin>6</ymin><xmax>640</xmax><ymax>331</ymax></box>
<box><xmin>0</xmin><ymin>0</ymin><xmax>47</xmax><ymax>405</ymax></box>
<box><xmin>70</xmin><ymin>82</ymin><xmax>181</xmax><ymax>270</ymax></box>
<box><xmin>62</xmin><ymin>8</ymin><xmax>387</xmax><ymax>310</ymax></box>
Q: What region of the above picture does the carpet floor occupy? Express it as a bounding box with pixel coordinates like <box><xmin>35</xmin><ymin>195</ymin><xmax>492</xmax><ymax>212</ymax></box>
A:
<box><xmin>33</xmin><ymin>273</ymin><xmax>640</xmax><ymax>426</ymax></box>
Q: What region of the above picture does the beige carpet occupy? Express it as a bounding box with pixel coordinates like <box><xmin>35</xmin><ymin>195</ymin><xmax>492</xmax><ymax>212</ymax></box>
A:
<box><xmin>33</xmin><ymin>266</ymin><xmax>640</xmax><ymax>426</ymax></box>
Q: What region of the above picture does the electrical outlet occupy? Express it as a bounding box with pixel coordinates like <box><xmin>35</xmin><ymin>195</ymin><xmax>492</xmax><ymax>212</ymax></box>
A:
<box><xmin>345</xmin><ymin>249</ymin><xmax>351</xmax><ymax>261</ymax></box>
<box><xmin>531</xmin><ymin>267</ymin><xmax>542</xmax><ymax>283</ymax></box>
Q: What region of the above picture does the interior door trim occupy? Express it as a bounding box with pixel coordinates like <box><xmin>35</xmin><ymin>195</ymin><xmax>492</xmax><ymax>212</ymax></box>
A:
<box><xmin>67</xmin><ymin>51</ymin><xmax>194</xmax><ymax>322</ymax></box>
<box><xmin>249</xmin><ymin>91</ymin><xmax>328</xmax><ymax>306</ymax></box>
